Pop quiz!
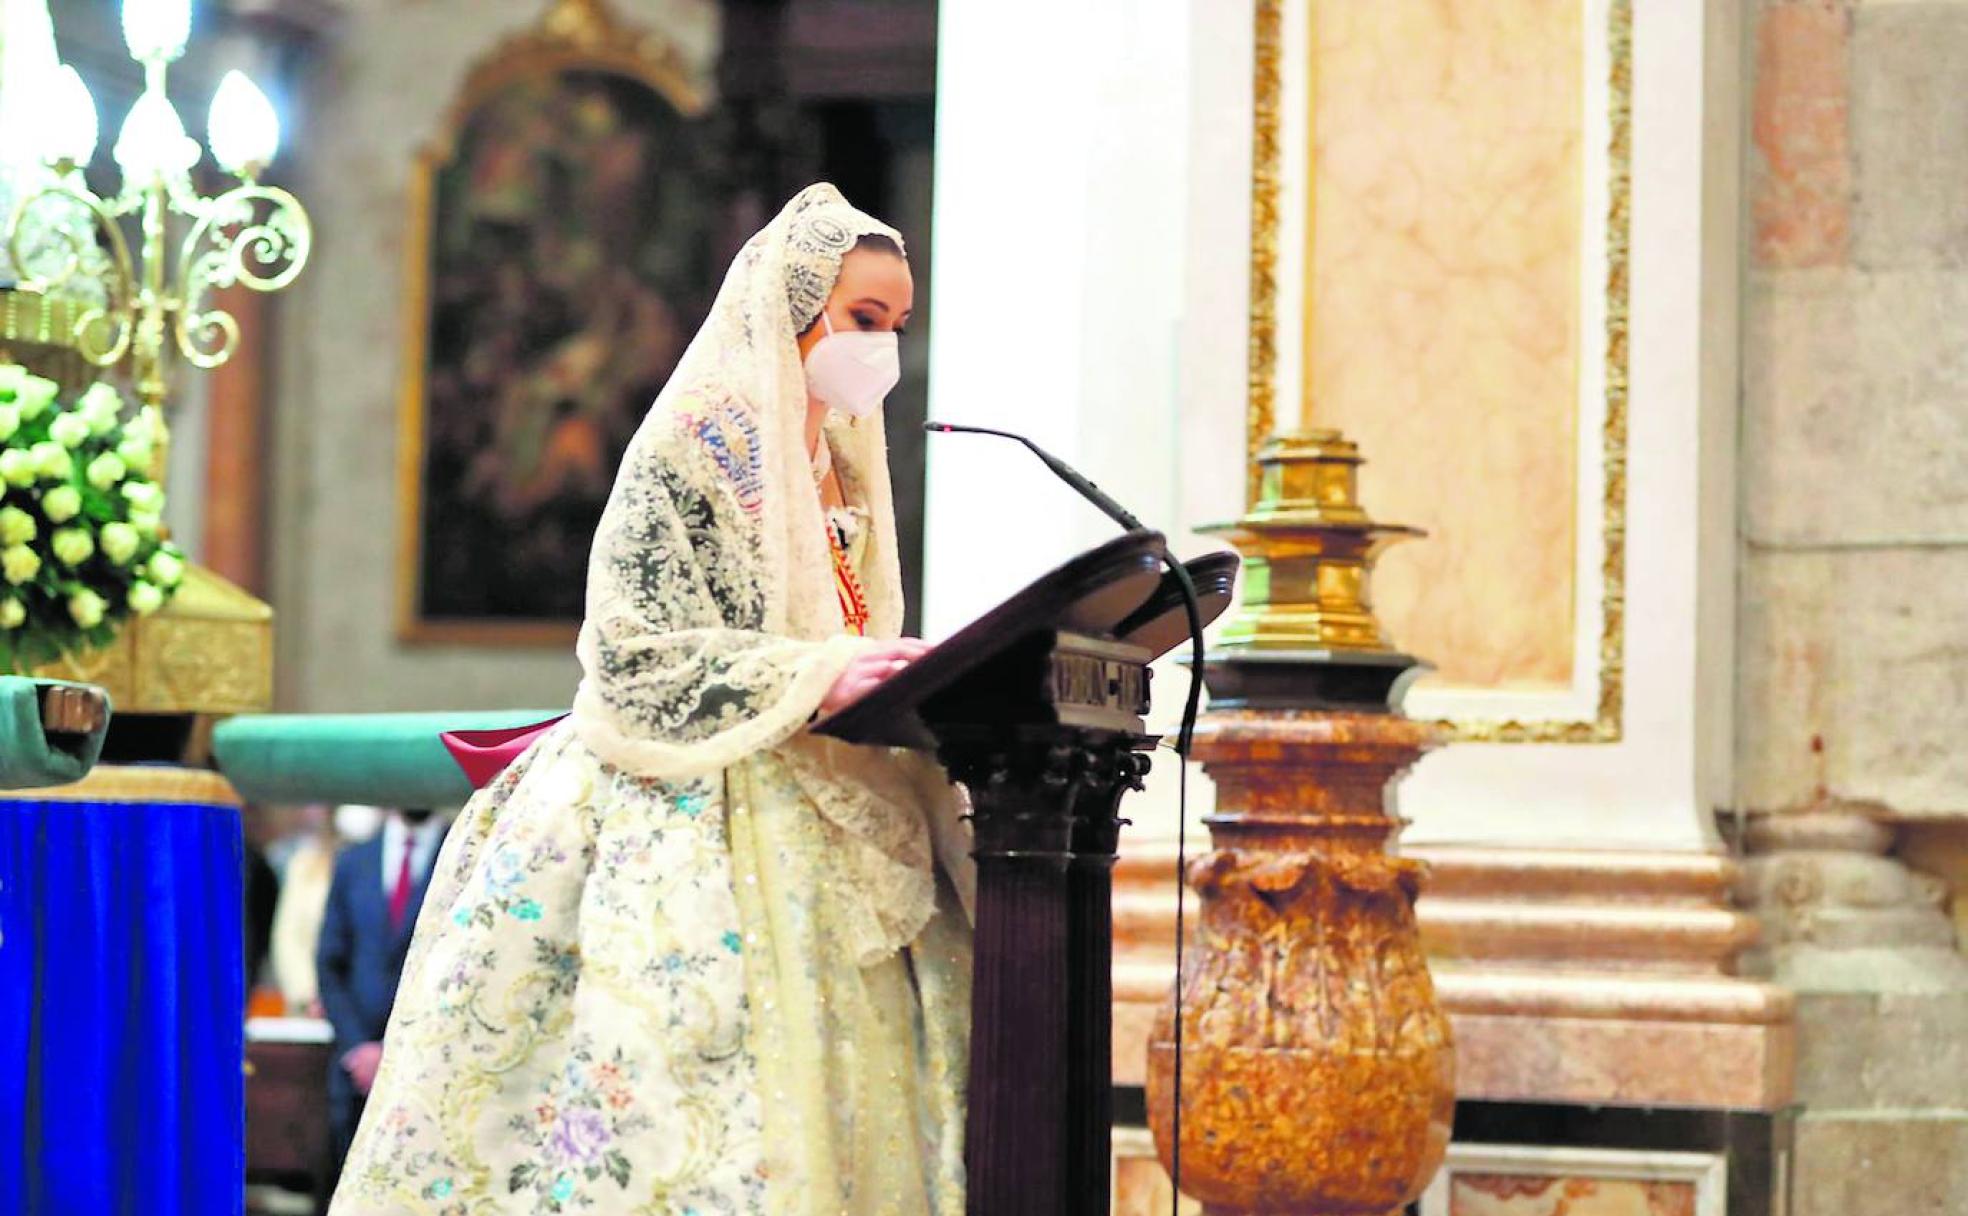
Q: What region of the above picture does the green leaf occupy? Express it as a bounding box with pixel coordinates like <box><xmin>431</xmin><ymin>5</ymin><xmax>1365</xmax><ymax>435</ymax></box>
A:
<box><xmin>507</xmin><ymin>1162</ymin><xmax>536</xmax><ymax>1193</ymax></box>
<box><xmin>605</xmin><ymin>1151</ymin><xmax>631</xmax><ymax>1189</ymax></box>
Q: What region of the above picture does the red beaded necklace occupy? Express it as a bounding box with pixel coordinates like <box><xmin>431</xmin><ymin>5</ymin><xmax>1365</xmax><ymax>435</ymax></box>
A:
<box><xmin>828</xmin><ymin>519</ymin><xmax>870</xmax><ymax>636</ymax></box>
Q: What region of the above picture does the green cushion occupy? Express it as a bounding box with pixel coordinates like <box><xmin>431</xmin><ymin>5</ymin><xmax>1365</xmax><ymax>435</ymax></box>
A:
<box><xmin>0</xmin><ymin>677</ymin><xmax>108</xmax><ymax>789</ymax></box>
<box><xmin>212</xmin><ymin>711</ymin><xmax>564</xmax><ymax>808</ymax></box>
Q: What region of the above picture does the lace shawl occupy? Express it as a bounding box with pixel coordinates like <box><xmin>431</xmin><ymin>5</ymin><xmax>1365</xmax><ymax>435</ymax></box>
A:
<box><xmin>571</xmin><ymin>184</ymin><xmax>964</xmax><ymax>960</ymax></box>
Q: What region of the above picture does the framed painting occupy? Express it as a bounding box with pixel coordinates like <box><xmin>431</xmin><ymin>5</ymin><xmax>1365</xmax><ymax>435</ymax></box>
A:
<box><xmin>395</xmin><ymin>0</ymin><xmax>714</xmax><ymax>643</ymax></box>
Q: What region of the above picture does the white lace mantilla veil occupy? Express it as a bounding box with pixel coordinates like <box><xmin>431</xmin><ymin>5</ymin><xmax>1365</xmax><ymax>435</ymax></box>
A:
<box><xmin>571</xmin><ymin>183</ymin><xmax>969</xmax><ymax>961</ymax></box>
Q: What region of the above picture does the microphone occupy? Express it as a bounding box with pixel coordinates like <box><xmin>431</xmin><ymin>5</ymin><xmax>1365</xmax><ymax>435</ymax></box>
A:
<box><xmin>923</xmin><ymin>418</ymin><xmax>1203</xmax><ymax>752</ymax></box>
<box><xmin>923</xmin><ymin>421</ymin><xmax>1146</xmax><ymax>532</ymax></box>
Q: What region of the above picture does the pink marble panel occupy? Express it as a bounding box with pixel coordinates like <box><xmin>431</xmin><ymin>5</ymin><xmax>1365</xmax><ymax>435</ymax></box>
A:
<box><xmin>1305</xmin><ymin>0</ymin><xmax>1583</xmax><ymax>691</ymax></box>
<box><xmin>1751</xmin><ymin>2</ymin><xmax>1852</xmax><ymax>269</ymax></box>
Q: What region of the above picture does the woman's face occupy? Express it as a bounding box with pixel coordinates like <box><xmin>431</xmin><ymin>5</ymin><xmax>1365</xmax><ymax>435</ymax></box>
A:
<box><xmin>797</xmin><ymin>248</ymin><xmax>915</xmax><ymax>362</ymax></box>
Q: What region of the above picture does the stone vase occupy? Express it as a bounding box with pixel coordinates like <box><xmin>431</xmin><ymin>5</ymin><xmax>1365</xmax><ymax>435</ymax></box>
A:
<box><xmin>1146</xmin><ymin>710</ymin><xmax>1455</xmax><ymax>1216</ymax></box>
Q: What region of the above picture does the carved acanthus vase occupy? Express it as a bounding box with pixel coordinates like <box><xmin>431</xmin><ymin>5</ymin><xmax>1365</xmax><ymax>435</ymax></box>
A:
<box><xmin>1147</xmin><ymin>430</ymin><xmax>1455</xmax><ymax>1215</ymax></box>
<box><xmin>1147</xmin><ymin>712</ymin><xmax>1453</xmax><ymax>1215</ymax></box>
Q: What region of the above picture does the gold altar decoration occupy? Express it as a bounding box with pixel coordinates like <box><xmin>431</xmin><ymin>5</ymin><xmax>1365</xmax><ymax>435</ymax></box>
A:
<box><xmin>1248</xmin><ymin>0</ymin><xmax>1632</xmax><ymax>743</ymax></box>
<box><xmin>1204</xmin><ymin>430</ymin><xmax>1420</xmax><ymax>654</ymax></box>
<box><xmin>0</xmin><ymin>0</ymin><xmax>306</xmax><ymax>717</ymax></box>
<box><xmin>33</xmin><ymin>564</ymin><xmax>271</xmax><ymax>715</ymax></box>
<box><xmin>0</xmin><ymin>288</ymin><xmax>95</xmax><ymax>397</ymax></box>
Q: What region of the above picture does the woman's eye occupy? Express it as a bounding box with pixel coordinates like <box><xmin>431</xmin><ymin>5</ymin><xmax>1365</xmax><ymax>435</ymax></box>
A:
<box><xmin>852</xmin><ymin>312</ymin><xmax>878</xmax><ymax>330</ymax></box>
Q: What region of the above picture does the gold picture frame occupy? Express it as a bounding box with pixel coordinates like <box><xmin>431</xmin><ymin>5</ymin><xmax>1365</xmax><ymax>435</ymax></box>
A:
<box><xmin>395</xmin><ymin>0</ymin><xmax>706</xmax><ymax>645</ymax></box>
<box><xmin>1247</xmin><ymin>0</ymin><xmax>1632</xmax><ymax>743</ymax></box>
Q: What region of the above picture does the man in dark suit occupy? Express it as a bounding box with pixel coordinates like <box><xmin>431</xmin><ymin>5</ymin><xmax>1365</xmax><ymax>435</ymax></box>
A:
<box><xmin>316</xmin><ymin>807</ymin><xmax>447</xmax><ymax>1184</ymax></box>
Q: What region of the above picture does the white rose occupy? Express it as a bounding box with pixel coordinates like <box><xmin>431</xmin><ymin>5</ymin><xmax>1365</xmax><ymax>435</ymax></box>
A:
<box><xmin>51</xmin><ymin>527</ymin><xmax>93</xmax><ymax>567</ymax></box>
<box><xmin>116</xmin><ymin>438</ymin><xmax>153</xmax><ymax>472</ymax></box>
<box><xmin>129</xmin><ymin>509</ymin><xmax>161</xmax><ymax>538</ymax></box>
<box><xmin>16</xmin><ymin>375</ymin><xmax>57</xmax><ymax>419</ymax></box>
<box><xmin>0</xmin><ymin>404</ymin><xmax>20</xmax><ymax>444</ymax></box>
<box><xmin>2</xmin><ymin>544</ymin><xmax>40</xmax><ymax>585</ymax></box>
<box><xmin>32</xmin><ymin>441</ymin><xmax>71</xmax><ymax>480</ymax></box>
<box><xmin>0</xmin><ymin>598</ymin><xmax>24</xmax><ymax>629</ymax></box>
<box><xmin>121</xmin><ymin>481</ymin><xmax>162</xmax><ymax>513</ymax></box>
<box><xmin>86</xmin><ymin>452</ymin><xmax>126</xmax><ymax>490</ymax></box>
<box><xmin>78</xmin><ymin>383</ymin><xmax>123</xmax><ymax>434</ymax></box>
<box><xmin>0</xmin><ymin>450</ymin><xmax>33</xmax><ymax>488</ymax></box>
<box><xmin>67</xmin><ymin>588</ymin><xmax>105</xmax><ymax>629</ymax></box>
<box><xmin>0</xmin><ymin>507</ymin><xmax>34</xmax><ymax>548</ymax></box>
<box><xmin>147</xmin><ymin>548</ymin><xmax>185</xmax><ymax>588</ymax></box>
<box><xmin>127</xmin><ymin>580</ymin><xmax>164</xmax><ymax>616</ymax></box>
<box><xmin>49</xmin><ymin>413</ymin><xmax>90</xmax><ymax>449</ymax></box>
<box><xmin>99</xmin><ymin>521</ymin><xmax>140</xmax><ymax>565</ymax></box>
<box><xmin>122</xmin><ymin>407</ymin><xmax>157</xmax><ymax>445</ymax></box>
<box><xmin>0</xmin><ymin>365</ymin><xmax>23</xmax><ymax>396</ymax></box>
<box><xmin>40</xmin><ymin>485</ymin><xmax>81</xmax><ymax>524</ymax></box>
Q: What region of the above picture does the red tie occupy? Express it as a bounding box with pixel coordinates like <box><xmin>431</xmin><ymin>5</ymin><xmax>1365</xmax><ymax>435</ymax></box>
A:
<box><xmin>389</xmin><ymin>840</ymin><xmax>413</xmax><ymax>932</ymax></box>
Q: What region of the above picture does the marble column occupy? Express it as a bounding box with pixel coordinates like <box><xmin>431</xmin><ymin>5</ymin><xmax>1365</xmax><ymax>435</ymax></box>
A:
<box><xmin>1737</xmin><ymin>1</ymin><xmax>1968</xmax><ymax>1210</ymax></box>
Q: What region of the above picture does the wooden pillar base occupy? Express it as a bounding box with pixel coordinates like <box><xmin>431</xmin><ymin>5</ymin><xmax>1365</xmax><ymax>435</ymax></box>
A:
<box><xmin>945</xmin><ymin>730</ymin><xmax>1150</xmax><ymax>1216</ymax></box>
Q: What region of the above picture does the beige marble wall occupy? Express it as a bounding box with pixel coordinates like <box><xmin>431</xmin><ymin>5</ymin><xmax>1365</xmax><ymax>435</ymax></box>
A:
<box><xmin>1305</xmin><ymin>0</ymin><xmax>1582</xmax><ymax>691</ymax></box>
<box><xmin>267</xmin><ymin>0</ymin><xmax>717</xmax><ymax>713</ymax></box>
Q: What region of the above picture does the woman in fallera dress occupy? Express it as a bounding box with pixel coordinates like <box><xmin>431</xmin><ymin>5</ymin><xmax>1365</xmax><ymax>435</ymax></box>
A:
<box><xmin>332</xmin><ymin>184</ymin><xmax>975</xmax><ymax>1216</ymax></box>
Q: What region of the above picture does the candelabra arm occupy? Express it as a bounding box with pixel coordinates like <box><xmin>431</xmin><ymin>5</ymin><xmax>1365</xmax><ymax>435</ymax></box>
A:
<box><xmin>172</xmin><ymin>181</ymin><xmax>311</xmax><ymax>374</ymax></box>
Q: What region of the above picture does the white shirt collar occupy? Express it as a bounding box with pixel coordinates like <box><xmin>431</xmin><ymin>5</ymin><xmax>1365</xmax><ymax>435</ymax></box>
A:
<box><xmin>380</xmin><ymin>815</ymin><xmax>442</xmax><ymax>887</ymax></box>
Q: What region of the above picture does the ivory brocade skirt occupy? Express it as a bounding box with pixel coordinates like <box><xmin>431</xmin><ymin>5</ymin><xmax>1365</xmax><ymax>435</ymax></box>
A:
<box><xmin>330</xmin><ymin>721</ymin><xmax>971</xmax><ymax>1216</ymax></box>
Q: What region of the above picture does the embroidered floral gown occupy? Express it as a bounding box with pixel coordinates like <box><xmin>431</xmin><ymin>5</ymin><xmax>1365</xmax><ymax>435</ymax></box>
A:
<box><xmin>332</xmin><ymin>187</ymin><xmax>973</xmax><ymax>1216</ymax></box>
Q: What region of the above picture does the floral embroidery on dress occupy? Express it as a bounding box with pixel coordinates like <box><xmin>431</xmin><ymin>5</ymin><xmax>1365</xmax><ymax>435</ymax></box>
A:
<box><xmin>676</xmin><ymin>399</ymin><xmax>765</xmax><ymax>514</ymax></box>
<box><xmin>503</xmin><ymin>1041</ymin><xmax>649</xmax><ymax>1208</ymax></box>
<box><xmin>334</xmin><ymin>731</ymin><xmax>776</xmax><ymax>1215</ymax></box>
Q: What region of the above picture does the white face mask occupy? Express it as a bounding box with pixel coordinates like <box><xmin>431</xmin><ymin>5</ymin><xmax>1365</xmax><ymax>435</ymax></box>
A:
<box><xmin>804</xmin><ymin>311</ymin><xmax>900</xmax><ymax>419</ymax></box>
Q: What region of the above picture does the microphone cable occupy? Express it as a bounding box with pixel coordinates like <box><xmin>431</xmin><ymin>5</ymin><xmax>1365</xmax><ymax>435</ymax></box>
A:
<box><xmin>1160</xmin><ymin>554</ymin><xmax>1206</xmax><ymax>1216</ymax></box>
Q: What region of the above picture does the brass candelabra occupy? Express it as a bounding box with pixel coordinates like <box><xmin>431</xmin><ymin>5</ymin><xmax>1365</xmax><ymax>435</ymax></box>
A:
<box><xmin>0</xmin><ymin>0</ymin><xmax>297</xmax><ymax>718</ymax></box>
<box><xmin>1</xmin><ymin>0</ymin><xmax>311</xmax><ymax>414</ymax></box>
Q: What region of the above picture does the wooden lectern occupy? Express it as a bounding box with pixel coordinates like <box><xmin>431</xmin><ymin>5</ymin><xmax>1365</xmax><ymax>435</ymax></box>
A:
<box><xmin>816</xmin><ymin>532</ymin><xmax>1236</xmax><ymax>1216</ymax></box>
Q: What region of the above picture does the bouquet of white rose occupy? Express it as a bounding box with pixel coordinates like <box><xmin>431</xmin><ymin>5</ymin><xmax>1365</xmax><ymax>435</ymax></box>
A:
<box><xmin>0</xmin><ymin>364</ymin><xmax>186</xmax><ymax>673</ymax></box>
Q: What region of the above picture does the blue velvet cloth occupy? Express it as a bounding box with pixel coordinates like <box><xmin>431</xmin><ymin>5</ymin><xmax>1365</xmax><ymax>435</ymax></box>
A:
<box><xmin>0</xmin><ymin>790</ymin><xmax>245</xmax><ymax>1216</ymax></box>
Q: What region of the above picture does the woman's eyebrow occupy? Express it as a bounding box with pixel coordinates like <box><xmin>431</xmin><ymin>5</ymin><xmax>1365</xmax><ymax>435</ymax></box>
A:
<box><xmin>851</xmin><ymin>298</ymin><xmax>892</xmax><ymax>313</ymax></box>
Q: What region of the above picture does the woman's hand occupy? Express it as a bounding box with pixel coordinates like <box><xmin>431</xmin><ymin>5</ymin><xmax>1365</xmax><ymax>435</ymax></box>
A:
<box><xmin>820</xmin><ymin>639</ymin><xmax>933</xmax><ymax>715</ymax></box>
